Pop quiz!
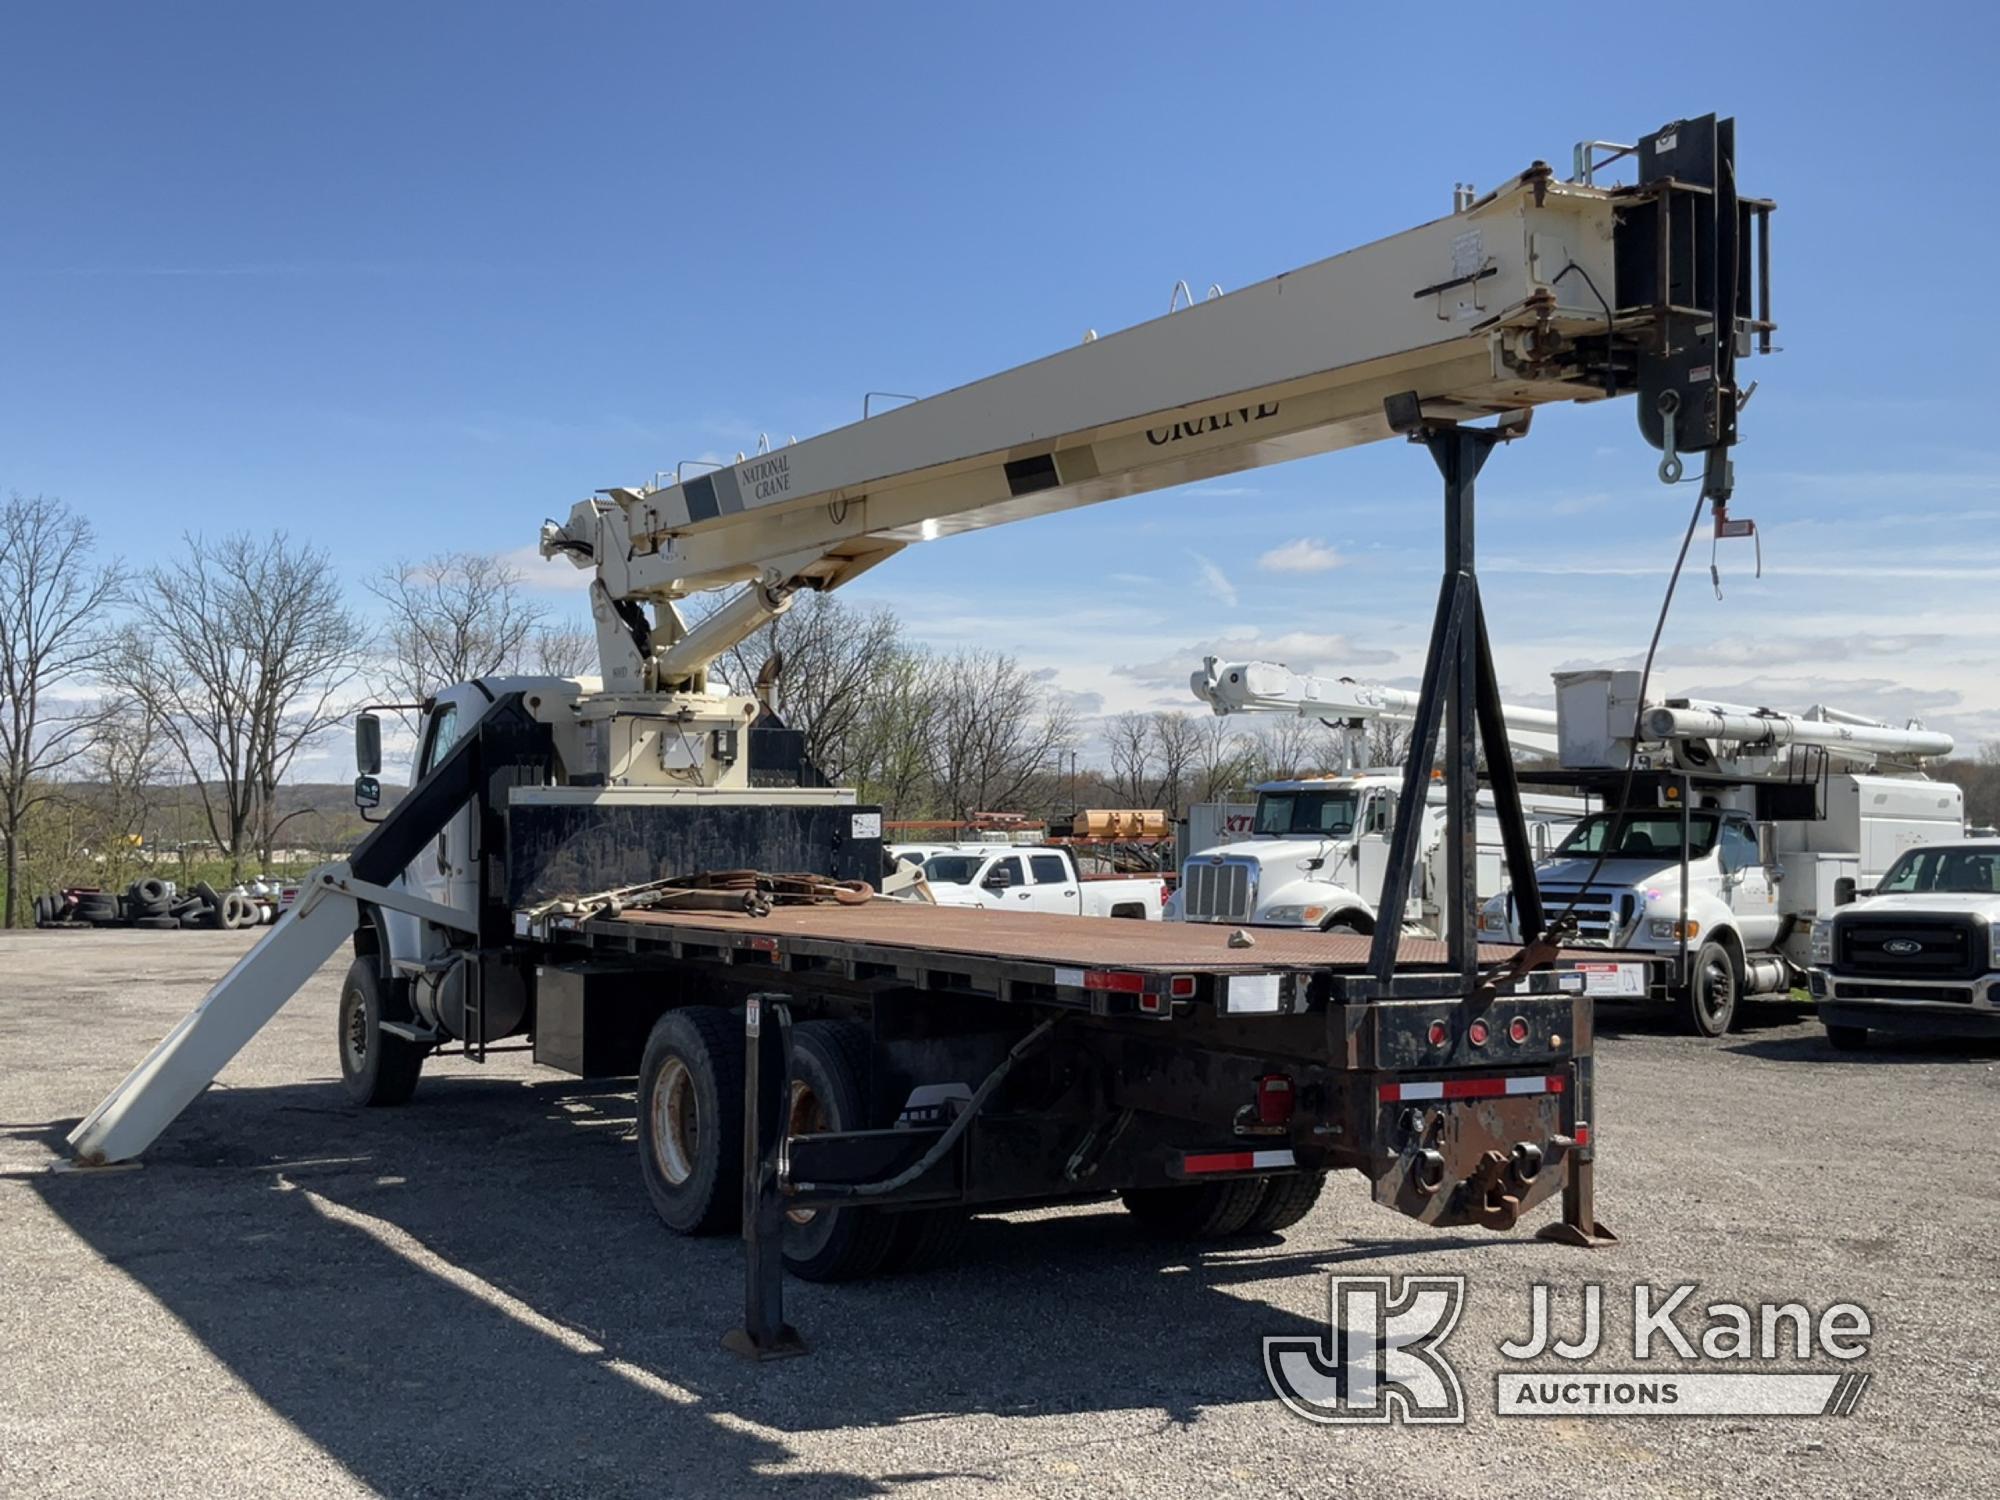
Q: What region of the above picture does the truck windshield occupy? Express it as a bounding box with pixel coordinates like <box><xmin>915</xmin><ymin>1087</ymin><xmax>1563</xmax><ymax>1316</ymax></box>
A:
<box><xmin>923</xmin><ymin>855</ymin><xmax>985</xmax><ymax>885</ymax></box>
<box><xmin>1875</xmin><ymin>846</ymin><xmax>2000</xmax><ymax>894</ymax></box>
<box><xmin>1553</xmin><ymin>810</ymin><xmax>1720</xmax><ymax>860</ymax></box>
<box><xmin>1253</xmin><ymin>789</ymin><xmax>1361</xmax><ymax>837</ymax></box>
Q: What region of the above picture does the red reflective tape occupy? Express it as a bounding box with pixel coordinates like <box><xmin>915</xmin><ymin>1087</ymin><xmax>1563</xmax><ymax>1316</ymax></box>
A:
<box><xmin>1380</xmin><ymin>1074</ymin><xmax>1563</xmax><ymax>1103</ymax></box>
<box><xmin>749</xmin><ymin>937</ymin><xmax>779</xmax><ymax>956</ymax></box>
<box><xmin>1183</xmin><ymin>1151</ymin><xmax>1257</xmax><ymax>1174</ymax></box>
<box><xmin>1083</xmin><ymin>970</ymin><xmax>1146</xmax><ymax>993</ymax></box>
<box><xmin>1547</xmin><ymin>1074</ymin><xmax>1566</xmax><ymax>1093</ymax></box>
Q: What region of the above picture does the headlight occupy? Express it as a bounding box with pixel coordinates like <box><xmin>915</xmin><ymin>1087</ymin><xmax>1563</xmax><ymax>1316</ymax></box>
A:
<box><xmin>1811</xmin><ymin>918</ymin><xmax>1834</xmax><ymax>964</ymax></box>
<box><xmin>1476</xmin><ymin>902</ymin><xmax>1508</xmax><ymax>934</ymax></box>
<box><xmin>1262</xmin><ymin>904</ymin><xmax>1327</xmax><ymax>925</ymax></box>
<box><xmin>1989</xmin><ymin>920</ymin><xmax>2000</xmax><ymax>969</ymax></box>
<box><xmin>1648</xmin><ymin>917</ymin><xmax>1701</xmax><ymax>941</ymax></box>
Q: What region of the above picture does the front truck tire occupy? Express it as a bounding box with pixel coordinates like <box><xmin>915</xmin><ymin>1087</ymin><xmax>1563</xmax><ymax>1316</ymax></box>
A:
<box><xmin>338</xmin><ymin>957</ymin><xmax>426</xmax><ymax>1106</ymax></box>
<box><xmin>637</xmin><ymin>1007</ymin><xmax>745</xmax><ymax>1236</ymax></box>
<box><xmin>1677</xmin><ymin>938</ymin><xmax>1741</xmax><ymax>1037</ymax></box>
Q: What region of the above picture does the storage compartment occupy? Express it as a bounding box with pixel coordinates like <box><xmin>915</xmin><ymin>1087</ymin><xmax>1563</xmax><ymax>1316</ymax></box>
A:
<box><xmin>532</xmin><ymin>964</ymin><xmax>666</xmax><ymax>1077</ymax></box>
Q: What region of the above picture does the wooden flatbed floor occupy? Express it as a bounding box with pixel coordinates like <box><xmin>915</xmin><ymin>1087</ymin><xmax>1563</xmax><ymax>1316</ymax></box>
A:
<box><xmin>594</xmin><ymin>901</ymin><xmax>1606</xmax><ymax>976</ymax></box>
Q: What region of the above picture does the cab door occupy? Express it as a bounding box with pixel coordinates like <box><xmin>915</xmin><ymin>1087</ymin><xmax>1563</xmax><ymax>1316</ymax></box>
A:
<box><xmin>1025</xmin><ymin>851</ymin><xmax>1080</xmax><ymax>913</ymax></box>
<box><xmin>381</xmin><ymin>694</ymin><xmax>478</xmax><ymax>963</ymax></box>
<box><xmin>1719</xmin><ymin>815</ymin><xmax>1781</xmax><ymax>948</ymax></box>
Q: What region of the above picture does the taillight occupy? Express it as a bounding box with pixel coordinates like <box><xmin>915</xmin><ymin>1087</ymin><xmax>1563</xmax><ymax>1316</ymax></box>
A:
<box><xmin>1168</xmin><ymin>974</ymin><xmax>1197</xmax><ymax>1000</ymax></box>
<box><xmin>1426</xmin><ymin>1020</ymin><xmax>1449</xmax><ymax>1047</ymax></box>
<box><xmin>1508</xmin><ymin>1016</ymin><xmax>1530</xmax><ymax>1045</ymax></box>
<box><xmin>1468</xmin><ymin>1019</ymin><xmax>1490</xmax><ymax>1047</ymax></box>
<box><xmin>1256</xmin><ymin>1074</ymin><xmax>1295</xmax><ymax>1126</ymax></box>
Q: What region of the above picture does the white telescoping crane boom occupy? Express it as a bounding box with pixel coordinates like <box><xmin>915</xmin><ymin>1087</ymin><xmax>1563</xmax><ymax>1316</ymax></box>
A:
<box><xmin>1191</xmin><ymin>656</ymin><xmax>1561</xmax><ymax>755</ymax></box>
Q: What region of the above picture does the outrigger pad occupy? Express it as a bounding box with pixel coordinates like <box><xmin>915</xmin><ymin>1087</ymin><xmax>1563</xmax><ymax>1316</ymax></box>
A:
<box><xmin>1536</xmin><ymin>1219</ymin><xmax>1620</xmax><ymax>1249</ymax></box>
<box><xmin>721</xmin><ymin>1324</ymin><xmax>810</xmax><ymax>1362</ymax></box>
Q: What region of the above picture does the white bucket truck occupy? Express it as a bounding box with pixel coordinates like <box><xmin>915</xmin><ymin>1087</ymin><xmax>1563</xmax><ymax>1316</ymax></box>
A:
<box><xmin>1480</xmin><ymin>670</ymin><xmax>1963</xmax><ymax>1036</ymax></box>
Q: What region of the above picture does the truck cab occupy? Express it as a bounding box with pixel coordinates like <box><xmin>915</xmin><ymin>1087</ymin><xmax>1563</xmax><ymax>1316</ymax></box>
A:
<box><xmin>1808</xmin><ymin>840</ymin><xmax>2000</xmax><ymax>1048</ymax></box>
<box><xmin>1171</xmin><ymin>775</ymin><xmax>1581</xmax><ymax>935</ymax></box>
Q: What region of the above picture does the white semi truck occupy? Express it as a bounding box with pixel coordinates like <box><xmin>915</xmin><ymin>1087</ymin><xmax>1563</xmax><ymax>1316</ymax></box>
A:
<box><xmin>1479</xmin><ymin>669</ymin><xmax>1961</xmax><ymax>1036</ymax></box>
<box><xmin>1170</xmin><ymin>658</ymin><xmax>1586</xmax><ymax>934</ymax></box>
<box><xmin>68</xmin><ymin>113</ymin><xmax>1774</xmax><ymax>1353</ymax></box>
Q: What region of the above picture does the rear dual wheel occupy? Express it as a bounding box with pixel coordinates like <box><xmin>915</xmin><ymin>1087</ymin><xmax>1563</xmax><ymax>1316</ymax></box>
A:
<box><xmin>635</xmin><ymin>1010</ymin><xmax>904</xmax><ymax>1282</ymax></box>
<box><xmin>1121</xmin><ymin>1171</ymin><xmax>1327</xmax><ymax>1240</ymax></box>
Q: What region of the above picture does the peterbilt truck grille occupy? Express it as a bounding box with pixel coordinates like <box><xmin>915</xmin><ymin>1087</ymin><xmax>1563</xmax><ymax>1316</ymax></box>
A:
<box><xmin>1534</xmin><ymin>887</ymin><xmax>1636</xmax><ymax>945</ymax></box>
<box><xmin>1834</xmin><ymin>915</ymin><xmax>1982</xmax><ymax>979</ymax></box>
<box><xmin>1181</xmin><ymin>858</ymin><xmax>1257</xmax><ymax>923</ymax></box>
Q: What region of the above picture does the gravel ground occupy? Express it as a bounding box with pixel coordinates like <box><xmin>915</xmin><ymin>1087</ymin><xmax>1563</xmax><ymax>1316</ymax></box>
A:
<box><xmin>2</xmin><ymin>927</ymin><xmax>1995</xmax><ymax>1499</ymax></box>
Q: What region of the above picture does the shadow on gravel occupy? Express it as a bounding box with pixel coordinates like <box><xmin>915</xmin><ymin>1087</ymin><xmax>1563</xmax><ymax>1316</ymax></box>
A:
<box><xmin>1593</xmin><ymin>997</ymin><xmax>1808</xmax><ymax>1041</ymax></box>
<box><xmin>16</xmin><ymin>1070</ymin><xmax>1523</xmax><ymax>1497</ymax></box>
<box><xmin>1724</xmin><ymin>1032</ymin><xmax>2000</xmax><ymax>1065</ymax></box>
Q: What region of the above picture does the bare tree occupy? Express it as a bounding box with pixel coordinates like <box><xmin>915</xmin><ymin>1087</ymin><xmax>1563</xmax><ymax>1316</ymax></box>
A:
<box><xmin>922</xmin><ymin>649</ymin><xmax>1077</xmax><ymax>819</ymax></box>
<box><xmin>79</xmin><ymin>696</ymin><xmax>169</xmax><ymax>889</ymax></box>
<box><xmin>118</xmin><ymin>533</ymin><xmax>365</xmax><ymax>878</ymax></box>
<box><xmin>1102</xmin><ymin>712</ymin><xmax>1162</xmax><ymax>808</ymax></box>
<box><xmin>710</xmin><ymin>593</ymin><xmax>906</xmax><ymax>785</ymax></box>
<box><xmin>367</xmin><ymin>551</ymin><xmax>547</xmax><ymax>705</ymax></box>
<box><xmin>1248</xmin><ymin>717</ymin><xmax>1319</xmax><ymax>782</ymax></box>
<box><xmin>847</xmin><ymin>651</ymin><xmax>943</xmax><ymax>818</ymax></box>
<box><xmin>1150</xmin><ymin>711</ymin><xmax>1202</xmax><ymax>818</ymax></box>
<box><xmin>0</xmin><ymin>494</ymin><xmax>125</xmax><ymax>926</ymax></box>
<box><xmin>531</xmin><ymin>619</ymin><xmax>596</xmax><ymax>678</ymax></box>
<box><xmin>1190</xmin><ymin>715</ymin><xmax>1253</xmax><ymax>805</ymax></box>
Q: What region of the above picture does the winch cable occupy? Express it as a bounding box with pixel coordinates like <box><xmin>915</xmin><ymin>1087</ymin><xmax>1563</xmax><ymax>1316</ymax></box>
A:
<box><xmin>1530</xmin><ymin>485</ymin><xmax>1711</xmax><ymax>950</ymax></box>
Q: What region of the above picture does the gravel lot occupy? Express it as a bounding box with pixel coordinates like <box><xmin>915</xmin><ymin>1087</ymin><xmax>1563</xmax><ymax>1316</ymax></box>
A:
<box><xmin>2</xmin><ymin>927</ymin><xmax>1995</xmax><ymax>1499</ymax></box>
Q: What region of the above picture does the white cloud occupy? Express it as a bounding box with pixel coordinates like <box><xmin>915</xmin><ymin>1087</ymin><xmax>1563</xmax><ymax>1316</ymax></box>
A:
<box><xmin>1257</xmin><ymin>537</ymin><xmax>1345</xmax><ymax>573</ymax></box>
<box><xmin>1187</xmin><ymin>550</ymin><xmax>1238</xmax><ymax>607</ymax></box>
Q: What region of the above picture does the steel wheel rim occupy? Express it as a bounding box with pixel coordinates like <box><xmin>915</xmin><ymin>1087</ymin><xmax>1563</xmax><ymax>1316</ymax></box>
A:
<box><xmin>342</xmin><ymin>990</ymin><xmax>369</xmax><ymax>1071</ymax></box>
<box><xmin>786</xmin><ymin>1080</ymin><xmax>827</xmax><ymax>1227</ymax></box>
<box><xmin>651</xmin><ymin>1056</ymin><xmax>698</xmax><ymax>1186</ymax></box>
<box><xmin>1700</xmin><ymin>955</ymin><xmax>1735</xmax><ymax>1027</ymax></box>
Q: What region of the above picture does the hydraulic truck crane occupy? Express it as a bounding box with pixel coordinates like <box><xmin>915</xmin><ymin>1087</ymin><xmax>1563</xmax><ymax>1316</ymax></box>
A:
<box><xmin>69</xmin><ymin>114</ymin><xmax>1773</xmax><ymax>1357</ymax></box>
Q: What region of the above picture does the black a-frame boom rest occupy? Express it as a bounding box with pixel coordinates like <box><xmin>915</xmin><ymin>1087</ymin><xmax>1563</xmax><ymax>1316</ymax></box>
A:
<box><xmin>1348</xmin><ymin>399</ymin><xmax>1547</xmax><ymax>1001</ymax></box>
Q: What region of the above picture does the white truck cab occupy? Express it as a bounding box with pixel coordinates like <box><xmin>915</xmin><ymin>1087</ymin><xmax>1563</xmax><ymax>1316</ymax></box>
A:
<box><xmin>1808</xmin><ymin>840</ymin><xmax>2000</xmax><ymax>1048</ymax></box>
<box><xmin>1171</xmin><ymin>774</ymin><xmax>1582</xmax><ymax>936</ymax></box>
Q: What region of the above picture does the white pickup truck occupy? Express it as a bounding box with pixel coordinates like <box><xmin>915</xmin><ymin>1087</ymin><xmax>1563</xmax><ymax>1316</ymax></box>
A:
<box><xmin>1808</xmin><ymin>840</ymin><xmax>2000</xmax><ymax>1049</ymax></box>
<box><xmin>892</xmin><ymin>844</ymin><xmax>1167</xmax><ymax>919</ymax></box>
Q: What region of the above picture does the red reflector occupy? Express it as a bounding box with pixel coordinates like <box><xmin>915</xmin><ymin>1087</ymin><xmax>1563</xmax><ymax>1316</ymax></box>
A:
<box><xmin>1426</xmin><ymin>1020</ymin><xmax>1449</xmax><ymax>1047</ymax></box>
<box><xmin>1137</xmin><ymin>992</ymin><xmax>1167</xmax><ymax>1015</ymax></box>
<box><xmin>1508</xmin><ymin>1016</ymin><xmax>1530</xmax><ymax>1044</ymax></box>
<box><xmin>1468</xmin><ymin>1020</ymin><xmax>1489</xmax><ymax>1046</ymax></box>
<box><xmin>1256</xmin><ymin>1074</ymin><xmax>1295</xmax><ymax>1126</ymax></box>
<box><xmin>1574</xmin><ymin>1124</ymin><xmax>1592</xmax><ymax>1146</ymax></box>
<box><xmin>1168</xmin><ymin>974</ymin><xmax>1198</xmax><ymax>1000</ymax></box>
<box><xmin>750</xmin><ymin>937</ymin><xmax>778</xmax><ymax>955</ymax></box>
<box><xmin>1082</xmin><ymin>970</ymin><xmax>1146</xmax><ymax>993</ymax></box>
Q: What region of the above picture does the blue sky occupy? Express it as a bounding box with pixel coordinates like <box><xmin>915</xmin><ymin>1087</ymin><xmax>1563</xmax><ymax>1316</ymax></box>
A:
<box><xmin>7</xmin><ymin>3</ymin><xmax>1999</xmax><ymax>773</ymax></box>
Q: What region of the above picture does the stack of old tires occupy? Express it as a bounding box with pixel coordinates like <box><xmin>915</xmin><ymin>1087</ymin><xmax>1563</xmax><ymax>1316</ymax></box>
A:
<box><xmin>125</xmin><ymin>877</ymin><xmax>181</xmax><ymax>930</ymax></box>
<box><xmin>193</xmin><ymin>883</ymin><xmax>268</xmax><ymax>930</ymax></box>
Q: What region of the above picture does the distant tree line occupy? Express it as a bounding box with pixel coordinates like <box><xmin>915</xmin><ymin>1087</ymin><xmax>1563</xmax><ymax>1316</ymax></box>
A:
<box><xmin>28</xmin><ymin>487</ymin><xmax>1985</xmax><ymax>927</ymax></box>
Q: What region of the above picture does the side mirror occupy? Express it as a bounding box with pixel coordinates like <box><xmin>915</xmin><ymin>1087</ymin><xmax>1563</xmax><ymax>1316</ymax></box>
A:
<box><xmin>983</xmin><ymin>868</ymin><xmax>1011</xmax><ymax>889</ymax></box>
<box><xmin>356</xmin><ymin>713</ymin><xmax>383</xmax><ymax>776</ymax></box>
<box><xmin>1834</xmin><ymin>877</ymin><xmax>1857</xmax><ymax>906</ymax></box>
<box><xmin>1755</xmin><ymin>820</ymin><xmax>1779</xmax><ymax>868</ymax></box>
<box><xmin>353</xmin><ymin>774</ymin><xmax>382</xmax><ymax>812</ymax></box>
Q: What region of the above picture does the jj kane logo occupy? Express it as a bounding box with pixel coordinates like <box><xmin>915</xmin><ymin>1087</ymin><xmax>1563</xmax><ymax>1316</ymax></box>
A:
<box><xmin>1265</xmin><ymin>1276</ymin><xmax>1874</xmax><ymax>1425</ymax></box>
